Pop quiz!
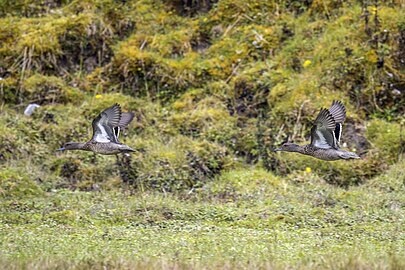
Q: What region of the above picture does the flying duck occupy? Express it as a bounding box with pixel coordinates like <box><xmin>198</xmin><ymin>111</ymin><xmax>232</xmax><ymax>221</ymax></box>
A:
<box><xmin>58</xmin><ymin>104</ymin><xmax>135</xmax><ymax>155</ymax></box>
<box><xmin>274</xmin><ymin>101</ymin><xmax>360</xmax><ymax>161</ymax></box>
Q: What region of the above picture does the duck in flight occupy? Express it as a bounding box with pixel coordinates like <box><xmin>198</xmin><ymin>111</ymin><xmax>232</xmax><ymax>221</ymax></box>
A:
<box><xmin>274</xmin><ymin>101</ymin><xmax>360</xmax><ymax>161</ymax></box>
<box><xmin>58</xmin><ymin>104</ymin><xmax>135</xmax><ymax>155</ymax></box>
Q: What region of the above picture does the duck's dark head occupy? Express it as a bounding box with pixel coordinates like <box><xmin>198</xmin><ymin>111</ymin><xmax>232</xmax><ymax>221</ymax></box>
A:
<box><xmin>274</xmin><ymin>142</ymin><xmax>301</xmax><ymax>153</ymax></box>
<box><xmin>57</xmin><ymin>142</ymin><xmax>85</xmax><ymax>151</ymax></box>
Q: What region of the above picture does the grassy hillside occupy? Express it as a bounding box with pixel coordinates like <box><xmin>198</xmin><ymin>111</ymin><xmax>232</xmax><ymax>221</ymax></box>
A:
<box><xmin>0</xmin><ymin>0</ymin><xmax>404</xmax><ymax>268</ymax></box>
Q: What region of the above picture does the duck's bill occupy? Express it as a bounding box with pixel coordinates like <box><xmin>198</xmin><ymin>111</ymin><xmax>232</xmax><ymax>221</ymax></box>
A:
<box><xmin>273</xmin><ymin>148</ymin><xmax>282</xmax><ymax>152</ymax></box>
<box><xmin>57</xmin><ymin>147</ymin><xmax>65</xmax><ymax>151</ymax></box>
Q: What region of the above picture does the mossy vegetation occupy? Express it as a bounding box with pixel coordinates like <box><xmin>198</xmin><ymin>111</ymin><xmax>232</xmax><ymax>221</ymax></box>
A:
<box><xmin>0</xmin><ymin>0</ymin><xmax>404</xmax><ymax>268</ymax></box>
<box><xmin>0</xmin><ymin>167</ymin><xmax>43</xmax><ymax>198</ymax></box>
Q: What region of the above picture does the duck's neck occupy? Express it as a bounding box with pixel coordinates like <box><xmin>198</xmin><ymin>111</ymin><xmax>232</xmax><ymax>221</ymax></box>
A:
<box><xmin>290</xmin><ymin>144</ymin><xmax>307</xmax><ymax>154</ymax></box>
<box><xmin>68</xmin><ymin>142</ymin><xmax>86</xmax><ymax>150</ymax></box>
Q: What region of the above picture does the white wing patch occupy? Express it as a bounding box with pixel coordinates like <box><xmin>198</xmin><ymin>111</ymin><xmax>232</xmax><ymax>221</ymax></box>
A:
<box><xmin>114</xmin><ymin>127</ymin><xmax>120</xmax><ymax>139</ymax></box>
<box><xmin>94</xmin><ymin>122</ymin><xmax>111</xmax><ymax>143</ymax></box>
<box><xmin>313</xmin><ymin>130</ymin><xmax>332</xmax><ymax>149</ymax></box>
<box><xmin>334</xmin><ymin>123</ymin><xmax>342</xmax><ymax>145</ymax></box>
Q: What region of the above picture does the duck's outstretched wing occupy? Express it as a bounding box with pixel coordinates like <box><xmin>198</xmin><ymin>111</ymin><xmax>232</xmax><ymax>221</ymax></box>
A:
<box><xmin>310</xmin><ymin>108</ymin><xmax>337</xmax><ymax>149</ymax></box>
<box><xmin>119</xmin><ymin>112</ymin><xmax>134</xmax><ymax>127</ymax></box>
<box><xmin>113</xmin><ymin>112</ymin><xmax>135</xmax><ymax>141</ymax></box>
<box><xmin>91</xmin><ymin>104</ymin><xmax>122</xmax><ymax>143</ymax></box>
<box><xmin>328</xmin><ymin>100</ymin><xmax>346</xmax><ymax>146</ymax></box>
<box><xmin>328</xmin><ymin>100</ymin><xmax>346</xmax><ymax>123</ymax></box>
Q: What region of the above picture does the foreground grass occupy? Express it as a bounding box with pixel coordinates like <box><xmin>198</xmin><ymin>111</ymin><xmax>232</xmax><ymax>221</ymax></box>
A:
<box><xmin>1</xmin><ymin>165</ymin><xmax>404</xmax><ymax>269</ymax></box>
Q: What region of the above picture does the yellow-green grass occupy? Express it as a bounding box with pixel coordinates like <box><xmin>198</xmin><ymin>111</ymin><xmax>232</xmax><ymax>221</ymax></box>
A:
<box><xmin>1</xmin><ymin>164</ymin><xmax>404</xmax><ymax>269</ymax></box>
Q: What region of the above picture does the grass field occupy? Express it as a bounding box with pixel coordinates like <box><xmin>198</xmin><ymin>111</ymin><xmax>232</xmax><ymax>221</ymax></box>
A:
<box><xmin>1</xmin><ymin>165</ymin><xmax>404</xmax><ymax>269</ymax></box>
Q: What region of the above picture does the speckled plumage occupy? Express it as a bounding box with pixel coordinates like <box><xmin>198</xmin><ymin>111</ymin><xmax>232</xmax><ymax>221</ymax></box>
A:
<box><xmin>303</xmin><ymin>145</ymin><xmax>360</xmax><ymax>161</ymax></box>
<box><xmin>274</xmin><ymin>101</ymin><xmax>360</xmax><ymax>161</ymax></box>
<box><xmin>81</xmin><ymin>141</ymin><xmax>135</xmax><ymax>155</ymax></box>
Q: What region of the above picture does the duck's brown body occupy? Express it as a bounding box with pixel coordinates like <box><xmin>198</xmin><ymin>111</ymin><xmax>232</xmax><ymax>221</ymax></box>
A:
<box><xmin>65</xmin><ymin>142</ymin><xmax>134</xmax><ymax>155</ymax></box>
<box><xmin>85</xmin><ymin>142</ymin><xmax>134</xmax><ymax>155</ymax></box>
<box><xmin>298</xmin><ymin>145</ymin><xmax>359</xmax><ymax>161</ymax></box>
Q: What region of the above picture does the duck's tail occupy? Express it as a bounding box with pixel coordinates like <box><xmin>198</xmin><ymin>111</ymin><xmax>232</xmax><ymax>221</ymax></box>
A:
<box><xmin>119</xmin><ymin>144</ymin><xmax>136</xmax><ymax>153</ymax></box>
<box><xmin>339</xmin><ymin>150</ymin><xmax>360</xmax><ymax>160</ymax></box>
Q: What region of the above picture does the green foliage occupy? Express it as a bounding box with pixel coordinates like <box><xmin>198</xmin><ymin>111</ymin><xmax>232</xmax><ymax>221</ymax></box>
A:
<box><xmin>22</xmin><ymin>74</ymin><xmax>83</xmax><ymax>103</ymax></box>
<box><xmin>0</xmin><ymin>0</ymin><xmax>67</xmax><ymax>17</ymax></box>
<box><xmin>49</xmin><ymin>156</ymin><xmax>111</xmax><ymax>190</ymax></box>
<box><xmin>0</xmin><ymin>0</ymin><xmax>403</xmax><ymax>191</ymax></box>
<box><xmin>275</xmin><ymin>150</ymin><xmax>384</xmax><ymax>187</ymax></box>
<box><xmin>171</xmin><ymin>96</ymin><xmax>237</xmax><ymax>142</ymax></box>
<box><xmin>366</xmin><ymin>119</ymin><xmax>402</xmax><ymax>161</ymax></box>
<box><xmin>0</xmin><ymin>168</ymin><xmax>43</xmax><ymax>198</ymax></box>
<box><xmin>0</xmin><ymin>10</ymin><xmax>114</xmax><ymax>83</ymax></box>
<box><xmin>0</xmin><ymin>1</ymin><xmax>405</xmax><ymax>266</ymax></box>
<box><xmin>0</xmin><ymin>163</ymin><xmax>404</xmax><ymax>267</ymax></box>
<box><xmin>206</xmin><ymin>167</ymin><xmax>282</xmax><ymax>199</ymax></box>
<box><xmin>366</xmin><ymin>160</ymin><xmax>405</xmax><ymax>192</ymax></box>
<box><xmin>132</xmin><ymin>135</ymin><xmax>230</xmax><ymax>191</ymax></box>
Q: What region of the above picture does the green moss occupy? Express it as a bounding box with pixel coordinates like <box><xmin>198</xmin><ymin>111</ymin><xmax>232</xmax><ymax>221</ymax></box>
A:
<box><xmin>149</xmin><ymin>28</ymin><xmax>195</xmax><ymax>57</ymax></box>
<box><xmin>0</xmin><ymin>168</ymin><xmax>43</xmax><ymax>198</ymax></box>
<box><xmin>366</xmin><ymin>119</ymin><xmax>401</xmax><ymax>161</ymax></box>
<box><xmin>0</xmin><ymin>78</ymin><xmax>19</xmax><ymax>104</ymax></box>
<box><xmin>0</xmin><ymin>13</ymin><xmax>94</xmax><ymax>57</ymax></box>
<box><xmin>0</xmin><ymin>0</ymin><xmax>66</xmax><ymax>17</ymax></box>
<box><xmin>47</xmin><ymin>210</ymin><xmax>78</xmax><ymax>225</ymax></box>
<box><xmin>131</xmin><ymin>135</ymin><xmax>230</xmax><ymax>191</ymax></box>
<box><xmin>172</xmin><ymin>88</ymin><xmax>206</xmax><ymax>111</ymax></box>
<box><xmin>111</xmin><ymin>32</ymin><xmax>205</xmax><ymax>98</ymax></box>
<box><xmin>0</xmin><ymin>115</ymin><xmax>19</xmax><ymax>161</ymax></box>
<box><xmin>275</xmin><ymin>150</ymin><xmax>383</xmax><ymax>187</ymax></box>
<box><xmin>0</xmin><ymin>109</ymin><xmax>54</xmax><ymax>161</ymax></box>
<box><xmin>209</xmin><ymin>0</ymin><xmax>278</xmax><ymax>26</ymax></box>
<box><xmin>22</xmin><ymin>74</ymin><xmax>83</xmax><ymax>103</ymax></box>
<box><xmin>0</xmin><ymin>11</ymin><xmax>114</xmax><ymax>79</ymax></box>
<box><xmin>81</xmin><ymin>92</ymin><xmax>137</xmax><ymax>116</ymax></box>
<box><xmin>377</xmin><ymin>5</ymin><xmax>405</xmax><ymax>31</ymax></box>
<box><xmin>1</xmin><ymin>0</ymin><xmax>403</xmax><ymax>194</ymax></box>
<box><xmin>0</xmin><ymin>0</ymin><xmax>405</xmax><ymax>267</ymax></box>
<box><xmin>366</xmin><ymin>160</ymin><xmax>405</xmax><ymax>192</ymax></box>
<box><xmin>170</xmin><ymin>96</ymin><xmax>237</xmax><ymax>145</ymax></box>
<box><xmin>207</xmin><ymin>167</ymin><xmax>282</xmax><ymax>198</ymax></box>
